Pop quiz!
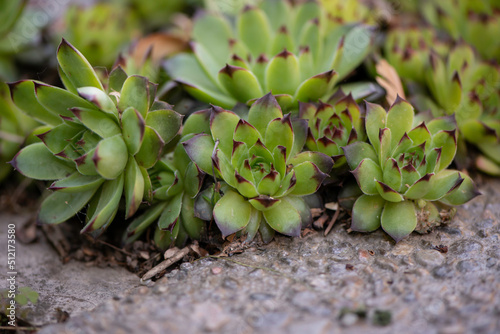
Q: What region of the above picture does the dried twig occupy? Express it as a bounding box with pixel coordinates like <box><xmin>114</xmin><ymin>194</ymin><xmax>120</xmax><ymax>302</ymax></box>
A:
<box><xmin>324</xmin><ymin>207</ymin><xmax>341</xmax><ymax>236</ymax></box>
<box><xmin>141</xmin><ymin>246</ymin><xmax>190</xmax><ymax>281</ymax></box>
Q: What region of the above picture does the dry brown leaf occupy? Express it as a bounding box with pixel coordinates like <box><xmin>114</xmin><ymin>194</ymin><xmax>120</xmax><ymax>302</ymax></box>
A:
<box><xmin>132</xmin><ymin>33</ymin><xmax>188</xmax><ymax>65</ymax></box>
<box><xmin>376</xmin><ymin>59</ymin><xmax>405</xmax><ymax>105</ymax></box>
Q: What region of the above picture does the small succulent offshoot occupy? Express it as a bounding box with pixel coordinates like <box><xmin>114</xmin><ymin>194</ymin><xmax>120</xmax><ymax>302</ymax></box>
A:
<box><xmin>183</xmin><ymin>93</ymin><xmax>333</xmax><ymax>242</ymax></box>
<box><xmin>343</xmin><ymin>97</ymin><xmax>479</xmax><ymax>242</ymax></box>
<box><xmin>9</xmin><ymin>40</ymin><xmax>182</xmax><ymax>235</ymax></box>
<box><xmin>299</xmin><ymin>90</ymin><xmax>366</xmax><ymax>171</ymax></box>
<box><xmin>166</xmin><ymin>0</ymin><xmax>373</xmax><ymax>110</ymax></box>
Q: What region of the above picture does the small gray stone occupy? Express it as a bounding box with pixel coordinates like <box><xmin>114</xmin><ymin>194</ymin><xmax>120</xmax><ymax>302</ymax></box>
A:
<box><xmin>486</xmin><ymin>257</ymin><xmax>497</xmax><ymax>268</ymax></box>
<box><xmin>456</xmin><ymin>260</ymin><xmax>481</xmax><ymax>273</ymax></box>
<box><xmin>449</xmin><ymin>239</ymin><xmax>484</xmax><ymax>259</ymax></box>
<box><xmin>414</xmin><ymin>250</ymin><xmax>445</xmax><ymax>267</ymax></box>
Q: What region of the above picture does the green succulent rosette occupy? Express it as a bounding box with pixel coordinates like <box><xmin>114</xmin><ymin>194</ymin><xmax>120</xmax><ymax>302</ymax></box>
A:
<box><xmin>320</xmin><ymin>0</ymin><xmax>376</xmax><ymax>25</ymax></box>
<box><xmin>60</xmin><ymin>3</ymin><xmax>140</xmax><ymax>68</ymax></box>
<box><xmin>9</xmin><ymin>40</ymin><xmax>182</xmax><ymax>234</ymax></box>
<box><xmin>299</xmin><ymin>91</ymin><xmax>366</xmax><ymax>170</ymax></box>
<box><xmin>183</xmin><ymin>93</ymin><xmax>333</xmax><ymax>242</ymax></box>
<box><xmin>166</xmin><ymin>0</ymin><xmax>373</xmax><ymax>110</ymax></box>
<box><xmin>343</xmin><ymin>97</ymin><xmax>479</xmax><ymax>242</ymax></box>
<box><xmin>123</xmin><ymin>110</ymin><xmax>211</xmax><ymax>249</ymax></box>
<box><xmin>422</xmin><ymin>0</ymin><xmax>500</xmax><ymax>62</ymax></box>
<box><xmin>420</xmin><ymin>44</ymin><xmax>500</xmax><ymax>175</ymax></box>
<box><xmin>384</xmin><ymin>26</ymin><xmax>449</xmax><ymax>84</ymax></box>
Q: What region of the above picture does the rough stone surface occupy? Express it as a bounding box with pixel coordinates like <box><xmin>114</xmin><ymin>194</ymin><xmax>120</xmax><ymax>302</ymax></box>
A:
<box><xmin>6</xmin><ymin>177</ymin><xmax>500</xmax><ymax>333</ymax></box>
<box><xmin>0</xmin><ymin>213</ymin><xmax>139</xmax><ymax>326</ymax></box>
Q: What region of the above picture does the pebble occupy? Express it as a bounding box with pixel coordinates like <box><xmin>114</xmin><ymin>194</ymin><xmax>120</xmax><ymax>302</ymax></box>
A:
<box><xmin>414</xmin><ymin>250</ymin><xmax>445</xmax><ymax>267</ymax></box>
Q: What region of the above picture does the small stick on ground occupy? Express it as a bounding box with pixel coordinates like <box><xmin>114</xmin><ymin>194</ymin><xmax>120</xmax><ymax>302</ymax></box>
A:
<box><xmin>324</xmin><ymin>208</ymin><xmax>341</xmax><ymax>236</ymax></box>
<box><xmin>42</xmin><ymin>224</ymin><xmax>71</xmax><ymax>259</ymax></box>
<box><xmin>141</xmin><ymin>246</ymin><xmax>190</xmax><ymax>281</ymax></box>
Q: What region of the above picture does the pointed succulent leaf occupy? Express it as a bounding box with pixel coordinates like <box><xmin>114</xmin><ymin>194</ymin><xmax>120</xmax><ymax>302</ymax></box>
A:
<box><xmin>272</xmin><ymin>145</ymin><xmax>287</xmax><ymax>176</ymax></box>
<box><xmin>213</xmin><ymin>190</ymin><xmax>252</xmax><ymax>237</ymax></box>
<box><xmin>266</xmin><ymin>50</ymin><xmax>300</xmax><ymax>96</ymax></box>
<box><xmin>392</xmin><ymin>133</ymin><xmax>413</xmax><ymax>158</ymax></box>
<box><xmin>57</xmin><ymin>39</ymin><xmax>104</xmax><ymax>91</ymax></box>
<box><xmin>271</xmin><ymin>25</ymin><xmax>294</xmax><ymax>56</ymax></box>
<box><xmin>423</xmin><ymin>170</ymin><xmax>462</xmax><ymax>201</ymax></box>
<box><xmin>140</xmin><ymin>166</ymin><xmax>153</xmax><ymax>203</ymax></box>
<box><xmin>181</xmin><ymin>109</ymin><xmax>211</xmax><ymax>136</ymax></box>
<box><xmin>257</xmin><ymin>170</ymin><xmax>281</xmax><ymax>196</ymax></box>
<box><xmin>401</xmin><ymin>164</ymin><xmax>420</xmax><ymax>191</ymax></box>
<box><xmin>158</xmin><ymin>193</ymin><xmax>183</xmax><ymax>231</ymax></box>
<box><xmin>11</xmin><ymin>143</ymin><xmax>74</xmax><ymax>180</ymax></box>
<box><xmin>35</xmin><ymin>83</ymin><xmax>96</xmax><ymax>118</ymax></box>
<box><xmin>183</xmin><ymin>134</ymin><xmax>216</xmax><ymax>175</ymax></box>
<box><xmin>262</xmin><ymin>198</ymin><xmax>302</xmax><ymax>237</ymax></box>
<box><xmin>248</xmin><ymin>139</ymin><xmax>274</xmax><ymax>162</ymax></box>
<box><xmin>146</xmin><ymin>109</ymin><xmax>182</xmax><ymax>144</ymax></box>
<box><xmin>121</xmin><ymin>107</ymin><xmax>145</xmax><ymax>155</ymax></box>
<box><xmin>82</xmin><ymin>175</ymin><xmax>124</xmax><ymax>233</ymax></box>
<box><xmin>290</xmin><ymin>118</ymin><xmax>308</xmax><ymax>158</ymax></box>
<box><xmin>288</xmin><ymin>151</ymin><xmax>333</xmax><ymax>174</ymax></box>
<box><xmin>234</xmin><ymin>119</ymin><xmax>262</xmax><ymax>147</ymax></box>
<box><xmin>235</xmin><ymin>170</ymin><xmax>259</xmax><ymax>198</ymax></box>
<box><xmin>243</xmin><ymin>209</ymin><xmax>262</xmax><ymax>242</ymax></box>
<box><xmin>184</xmin><ymin>162</ymin><xmax>204</xmax><ymax>199</ymax></box>
<box><xmin>108</xmin><ymin>66</ymin><xmax>128</xmax><ymax>93</ymax></box>
<box><xmin>264</xmin><ymin>114</ymin><xmax>294</xmax><ymax>158</ymax></box>
<box><xmin>77</xmin><ymin>87</ymin><xmax>117</xmax><ymax>117</ymax></box>
<box><xmin>440</xmin><ymin>172</ymin><xmax>480</xmax><ymax>205</ymax></box>
<box><xmin>365</xmin><ymin>102</ymin><xmax>386</xmax><ymax>153</ymax></box>
<box><xmin>249</xmin><ymin>195</ymin><xmax>281</xmax><ymax>212</ymax></box>
<box><xmin>343</xmin><ymin>141</ymin><xmax>378</xmax><ymax>170</ymax></box>
<box><xmin>180</xmin><ymin>194</ymin><xmax>205</xmax><ymax>240</ymax></box>
<box><xmin>283</xmin><ymin>196</ymin><xmax>312</xmax><ymax>228</ymax></box>
<box><xmin>218</xmin><ymin>65</ymin><xmax>264</xmax><ymax>103</ymax></box>
<box><xmin>248</xmin><ymin>93</ymin><xmax>283</xmax><ymax>137</ymax></box>
<box><xmin>93</xmin><ymin>134</ymin><xmax>128</xmax><ymax>179</ymax></box>
<box><xmin>430</xmin><ymin>130</ymin><xmax>457</xmax><ymax>171</ymax></box>
<box><xmin>426</xmin><ymin>115</ymin><xmax>456</xmax><ymax>134</ymax></box>
<box><xmin>214</xmin><ymin>149</ymin><xmax>237</xmax><ymax>188</ymax></box>
<box><xmin>237</xmin><ymin>6</ymin><xmax>271</xmax><ymax>58</ymax></box>
<box><xmin>404</xmin><ymin>173</ymin><xmax>433</xmax><ymax>199</ymax></box>
<box><xmin>351</xmin><ymin>194</ymin><xmax>385</xmax><ymax>232</ymax></box>
<box><xmin>408</xmin><ymin>122</ymin><xmax>431</xmax><ymax>146</ymax></box>
<box><xmin>75</xmin><ymin>149</ymin><xmax>98</xmax><ymax>176</ymax></box>
<box><xmin>386</xmin><ymin>96</ymin><xmax>414</xmax><ymax>150</ymax></box>
<box><xmin>425</xmin><ymin>148</ymin><xmax>442</xmax><ymax>174</ymax></box>
<box><xmin>375</xmin><ymin>180</ymin><xmax>404</xmax><ymax>202</ymax></box>
<box><xmin>352</xmin><ymin>158</ymin><xmax>383</xmax><ymax>195</ymax></box>
<box><xmin>135</xmin><ymin>127</ymin><xmax>164</xmax><ymax>169</ymax></box>
<box><xmin>378</xmin><ymin>128</ymin><xmax>392</xmax><ymax>165</ymax></box>
<box><xmin>210</xmin><ymin>106</ymin><xmax>240</xmax><ymax>158</ymax></box>
<box><xmin>294</xmin><ymin>70</ymin><xmax>337</xmax><ymax>103</ymax></box>
<box><xmin>37</xmin><ymin>122</ymin><xmax>83</xmax><ymax>154</ymax></box>
<box><xmin>8</xmin><ymin>80</ymin><xmax>62</xmax><ymax>126</ymax></box>
<box><xmin>123</xmin><ymin>202</ymin><xmax>168</xmax><ymax>244</ymax></box>
<box><xmin>290</xmin><ymin>161</ymin><xmax>327</xmax><ymax>196</ymax></box>
<box><xmin>193</xmin><ymin>13</ymin><xmax>232</xmax><ymax>62</ymax></box>
<box><xmin>335</xmin><ymin>25</ymin><xmax>373</xmax><ymax>80</ymax></box>
<box><xmin>382</xmin><ymin>158</ymin><xmax>402</xmax><ymax>191</ymax></box>
<box><xmin>381</xmin><ymin>200</ymin><xmax>417</xmax><ymax>242</ymax></box>
<box><xmin>49</xmin><ymin>172</ymin><xmax>104</xmax><ymax>193</ymax></box>
<box><xmin>38</xmin><ymin>187</ymin><xmax>98</xmax><ymax>225</ymax></box>
<box><xmin>274</xmin><ymin>170</ymin><xmax>296</xmax><ymax>197</ymax></box>
<box><xmin>71</xmin><ymin>107</ymin><xmax>121</xmax><ymax>138</ymax></box>
<box><xmin>118</xmin><ymin>75</ymin><xmax>149</xmax><ymax>118</ymax></box>
<box><xmin>124</xmin><ymin>157</ymin><xmax>145</xmax><ymax>218</ymax></box>
<box><xmin>231</xmin><ymin>141</ymin><xmax>249</xmax><ymax>170</ymax></box>
<box><xmin>260</xmin><ymin>0</ymin><xmax>291</xmax><ymax>31</ymax></box>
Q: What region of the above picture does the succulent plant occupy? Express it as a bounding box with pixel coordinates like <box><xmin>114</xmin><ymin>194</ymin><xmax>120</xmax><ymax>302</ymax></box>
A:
<box><xmin>123</xmin><ymin>110</ymin><xmax>211</xmax><ymax>249</ymax></box>
<box><xmin>422</xmin><ymin>0</ymin><xmax>500</xmax><ymax>62</ymax></box>
<box><xmin>182</xmin><ymin>93</ymin><xmax>333</xmax><ymax>242</ymax></box>
<box><xmin>0</xmin><ymin>82</ymin><xmax>38</xmax><ymax>182</ymax></box>
<box><xmin>420</xmin><ymin>43</ymin><xmax>500</xmax><ymax>175</ymax></box>
<box><xmin>343</xmin><ymin>97</ymin><xmax>479</xmax><ymax>242</ymax></box>
<box><xmin>9</xmin><ymin>40</ymin><xmax>182</xmax><ymax>234</ymax></box>
<box><xmin>118</xmin><ymin>0</ymin><xmax>187</xmax><ymax>30</ymax></box>
<box><xmin>59</xmin><ymin>3</ymin><xmax>140</xmax><ymax>67</ymax></box>
<box><xmin>166</xmin><ymin>0</ymin><xmax>373</xmax><ymax>110</ymax></box>
<box><xmin>384</xmin><ymin>26</ymin><xmax>449</xmax><ymax>84</ymax></box>
<box><xmin>299</xmin><ymin>90</ymin><xmax>366</xmax><ymax>170</ymax></box>
<box><xmin>320</xmin><ymin>0</ymin><xmax>376</xmax><ymax>25</ymax></box>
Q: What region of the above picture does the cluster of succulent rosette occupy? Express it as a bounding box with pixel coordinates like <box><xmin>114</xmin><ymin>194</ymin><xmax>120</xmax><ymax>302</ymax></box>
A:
<box><xmin>3</xmin><ymin>0</ymin><xmax>497</xmax><ymax>248</ymax></box>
